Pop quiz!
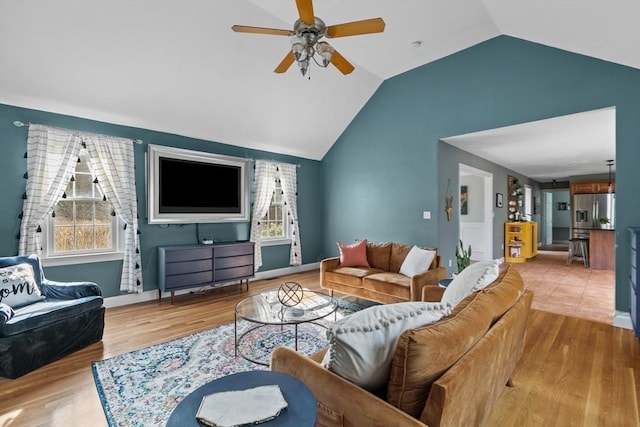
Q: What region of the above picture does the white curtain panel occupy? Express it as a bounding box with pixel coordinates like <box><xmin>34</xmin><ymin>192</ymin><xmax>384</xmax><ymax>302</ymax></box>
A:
<box><xmin>84</xmin><ymin>133</ymin><xmax>143</xmax><ymax>293</ymax></box>
<box><xmin>19</xmin><ymin>124</ymin><xmax>142</xmax><ymax>294</ymax></box>
<box><xmin>278</xmin><ymin>163</ymin><xmax>302</xmax><ymax>266</ymax></box>
<box><xmin>249</xmin><ymin>160</ymin><xmax>278</xmax><ymax>271</ymax></box>
<box><xmin>19</xmin><ymin>125</ymin><xmax>82</xmax><ymax>255</ymax></box>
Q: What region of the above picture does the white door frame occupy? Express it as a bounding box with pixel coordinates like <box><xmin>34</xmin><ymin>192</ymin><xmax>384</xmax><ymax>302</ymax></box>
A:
<box><xmin>458</xmin><ymin>164</ymin><xmax>493</xmax><ymax>261</ymax></box>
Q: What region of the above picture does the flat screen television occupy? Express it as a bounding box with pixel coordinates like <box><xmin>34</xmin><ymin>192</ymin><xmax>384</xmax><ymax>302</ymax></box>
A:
<box><xmin>147</xmin><ymin>144</ymin><xmax>250</xmax><ymax>224</ymax></box>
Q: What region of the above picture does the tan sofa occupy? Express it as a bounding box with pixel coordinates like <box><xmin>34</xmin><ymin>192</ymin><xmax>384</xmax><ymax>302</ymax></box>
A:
<box><xmin>271</xmin><ymin>265</ymin><xmax>533</xmax><ymax>427</ymax></box>
<box><xmin>320</xmin><ymin>242</ymin><xmax>447</xmax><ymax>304</ymax></box>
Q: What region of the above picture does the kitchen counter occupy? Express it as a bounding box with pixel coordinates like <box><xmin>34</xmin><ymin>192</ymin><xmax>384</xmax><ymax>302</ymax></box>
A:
<box><xmin>589</xmin><ymin>229</ymin><xmax>615</xmax><ymax>270</ymax></box>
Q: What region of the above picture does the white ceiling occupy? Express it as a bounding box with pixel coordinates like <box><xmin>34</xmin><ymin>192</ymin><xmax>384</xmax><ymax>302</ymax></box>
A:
<box><xmin>1</xmin><ymin>1</ymin><xmax>638</xmax><ymax>174</ymax></box>
<box><xmin>442</xmin><ymin>107</ymin><xmax>616</xmax><ymax>182</ymax></box>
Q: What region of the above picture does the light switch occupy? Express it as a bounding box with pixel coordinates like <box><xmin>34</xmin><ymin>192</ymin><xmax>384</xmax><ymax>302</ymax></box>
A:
<box><xmin>423</xmin><ymin>211</ymin><xmax>431</xmax><ymax>219</ymax></box>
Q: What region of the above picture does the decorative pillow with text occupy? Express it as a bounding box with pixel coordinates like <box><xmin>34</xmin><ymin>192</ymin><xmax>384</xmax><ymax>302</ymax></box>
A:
<box><xmin>0</xmin><ymin>263</ymin><xmax>45</xmax><ymax>308</ymax></box>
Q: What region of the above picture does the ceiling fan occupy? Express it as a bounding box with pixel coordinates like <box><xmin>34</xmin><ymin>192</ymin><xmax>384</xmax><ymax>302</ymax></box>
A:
<box><xmin>232</xmin><ymin>0</ymin><xmax>385</xmax><ymax>76</ymax></box>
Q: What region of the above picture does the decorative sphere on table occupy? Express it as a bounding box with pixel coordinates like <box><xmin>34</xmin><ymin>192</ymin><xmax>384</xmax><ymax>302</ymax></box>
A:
<box><xmin>277</xmin><ymin>282</ymin><xmax>304</xmax><ymax>307</ymax></box>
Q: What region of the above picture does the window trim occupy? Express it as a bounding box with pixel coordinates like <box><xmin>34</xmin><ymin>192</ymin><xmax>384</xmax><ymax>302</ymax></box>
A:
<box><xmin>40</xmin><ymin>216</ymin><xmax>126</xmax><ymax>266</ymax></box>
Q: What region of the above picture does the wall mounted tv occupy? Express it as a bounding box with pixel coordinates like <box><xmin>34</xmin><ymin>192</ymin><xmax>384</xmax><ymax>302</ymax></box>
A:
<box><xmin>147</xmin><ymin>144</ymin><xmax>250</xmax><ymax>224</ymax></box>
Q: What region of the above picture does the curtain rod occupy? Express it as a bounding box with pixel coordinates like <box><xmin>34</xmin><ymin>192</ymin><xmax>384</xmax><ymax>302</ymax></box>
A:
<box><xmin>12</xmin><ymin>120</ymin><xmax>143</xmax><ymax>145</ymax></box>
<box><xmin>249</xmin><ymin>158</ymin><xmax>301</xmax><ymax>168</ymax></box>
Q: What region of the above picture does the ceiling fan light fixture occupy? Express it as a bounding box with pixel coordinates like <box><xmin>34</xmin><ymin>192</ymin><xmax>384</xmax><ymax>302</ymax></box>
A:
<box><xmin>298</xmin><ymin>59</ymin><xmax>309</xmax><ymax>76</ymax></box>
<box><xmin>316</xmin><ymin>41</ymin><xmax>333</xmax><ymax>67</ymax></box>
<box><xmin>232</xmin><ymin>1</ymin><xmax>385</xmax><ymax>76</ymax></box>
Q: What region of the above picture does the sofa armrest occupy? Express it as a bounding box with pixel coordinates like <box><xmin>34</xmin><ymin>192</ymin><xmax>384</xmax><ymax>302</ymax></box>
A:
<box><xmin>320</xmin><ymin>257</ymin><xmax>341</xmax><ymax>291</ymax></box>
<box><xmin>321</xmin><ymin>257</ymin><xmax>340</xmax><ymax>272</ymax></box>
<box><xmin>270</xmin><ymin>347</ymin><xmax>426</xmax><ymax>427</ymax></box>
<box><xmin>409</xmin><ymin>266</ymin><xmax>447</xmax><ymax>301</ymax></box>
<box><xmin>422</xmin><ymin>286</ymin><xmax>445</xmax><ymax>302</ymax></box>
<box><xmin>41</xmin><ymin>279</ymin><xmax>103</xmax><ymax>300</ymax></box>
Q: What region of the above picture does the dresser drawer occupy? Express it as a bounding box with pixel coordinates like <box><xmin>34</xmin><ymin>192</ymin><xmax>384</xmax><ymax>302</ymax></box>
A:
<box><xmin>215</xmin><ymin>243</ymin><xmax>254</xmax><ymax>258</ymax></box>
<box><xmin>165</xmin><ymin>259</ymin><xmax>212</xmax><ymax>276</ymax></box>
<box><xmin>164</xmin><ymin>247</ymin><xmax>213</xmax><ymax>263</ymax></box>
<box><xmin>215</xmin><ymin>254</ymin><xmax>253</xmax><ymax>269</ymax></box>
<box><xmin>214</xmin><ymin>265</ymin><xmax>254</xmax><ymax>282</ymax></box>
<box><xmin>164</xmin><ymin>271</ymin><xmax>213</xmax><ymax>289</ymax></box>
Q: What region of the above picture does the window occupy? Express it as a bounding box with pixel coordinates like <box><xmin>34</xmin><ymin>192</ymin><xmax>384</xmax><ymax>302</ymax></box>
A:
<box><xmin>260</xmin><ymin>178</ymin><xmax>290</xmax><ymax>245</ymax></box>
<box><xmin>42</xmin><ymin>149</ymin><xmax>124</xmax><ymax>265</ymax></box>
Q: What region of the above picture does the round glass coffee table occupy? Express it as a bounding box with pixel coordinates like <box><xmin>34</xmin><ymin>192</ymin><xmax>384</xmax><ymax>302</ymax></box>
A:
<box><xmin>234</xmin><ymin>288</ymin><xmax>338</xmax><ymax>365</ymax></box>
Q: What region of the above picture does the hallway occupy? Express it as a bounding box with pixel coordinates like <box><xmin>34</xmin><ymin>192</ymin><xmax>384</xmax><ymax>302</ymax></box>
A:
<box><xmin>511</xmin><ymin>250</ymin><xmax>615</xmax><ymax>325</ymax></box>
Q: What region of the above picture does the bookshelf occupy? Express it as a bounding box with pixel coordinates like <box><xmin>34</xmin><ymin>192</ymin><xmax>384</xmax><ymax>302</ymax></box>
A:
<box><xmin>505</xmin><ymin>221</ymin><xmax>538</xmax><ymax>263</ymax></box>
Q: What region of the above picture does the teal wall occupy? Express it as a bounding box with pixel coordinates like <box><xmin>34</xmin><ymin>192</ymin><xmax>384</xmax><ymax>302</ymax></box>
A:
<box><xmin>0</xmin><ymin>104</ymin><xmax>324</xmax><ymax>297</ymax></box>
<box><xmin>322</xmin><ymin>36</ymin><xmax>640</xmax><ymax>312</ymax></box>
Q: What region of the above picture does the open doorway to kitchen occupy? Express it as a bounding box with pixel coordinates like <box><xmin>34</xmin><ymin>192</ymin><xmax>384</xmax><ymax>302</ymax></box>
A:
<box><xmin>539</xmin><ymin>188</ymin><xmax>571</xmax><ymax>251</ymax></box>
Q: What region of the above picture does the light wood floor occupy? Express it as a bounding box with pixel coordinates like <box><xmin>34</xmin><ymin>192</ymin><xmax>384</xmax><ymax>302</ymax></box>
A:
<box><xmin>0</xmin><ymin>268</ymin><xmax>638</xmax><ymax>426</ymax></box>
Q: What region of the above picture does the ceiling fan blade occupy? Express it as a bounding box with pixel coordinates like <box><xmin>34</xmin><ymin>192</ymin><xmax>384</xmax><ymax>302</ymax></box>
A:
<box><xmin>274</xmin><ymin>51</ymin><xmax>295</xmax><ymax>73</ymax></box>
<box><xmin>295</xmin><ymin>0</ymin><xmax>315</xmax><ymax>25</ymax></box>
<box><xmin>326</xmin><ymin>18</ymin><xmax>385</xmax><ymax>38</ymax></box>
<box><xmin>232</xmin><ymin>25</ymin><xmax>292</xmax><ymax>36</ymax></box>
<box><xmin>330</xmin><ymin>50</ymin><xmax>355</xmax><ymax>75</ymax></box>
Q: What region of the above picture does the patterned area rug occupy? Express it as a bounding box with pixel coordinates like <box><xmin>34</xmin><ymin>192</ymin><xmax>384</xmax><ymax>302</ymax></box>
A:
<box><xmin>92</xmin><ymin>300</ymin><xmax>362</xmax><ymax>427</ymax></box>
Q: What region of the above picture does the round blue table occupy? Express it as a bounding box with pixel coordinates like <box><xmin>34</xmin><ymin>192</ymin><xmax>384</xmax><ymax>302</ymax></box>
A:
<box><xmin>166</xmin><ymin>370</ymin><xmax>317</xmax><ymax>427</ymax></box>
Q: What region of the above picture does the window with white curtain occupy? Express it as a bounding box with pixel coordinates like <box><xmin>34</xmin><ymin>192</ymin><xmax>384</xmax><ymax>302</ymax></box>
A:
<box><xmin>260</xmin><ymin>178</ymin><xmax>291</xmax><ymax>245</ymax></box>
<box><xmin>41</xmin><ymin>148</ymin><xmax>125</xmax><ymax>266</ymax></box>
<box><xmin>250</xmin><ymin>160</ymin><xmax>301</xmax><ymax>271</ymax></box>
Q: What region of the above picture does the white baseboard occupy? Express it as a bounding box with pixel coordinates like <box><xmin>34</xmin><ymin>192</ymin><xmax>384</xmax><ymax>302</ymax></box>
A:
<box><xmin>103</xmin><ymin>262</ymin><xmax>321</xmax><ymax>309</ymax></box>
<box><xmin>613</xmin><ymin>310</ymin><xmax>633</xmax><ymax>330</ymax></box>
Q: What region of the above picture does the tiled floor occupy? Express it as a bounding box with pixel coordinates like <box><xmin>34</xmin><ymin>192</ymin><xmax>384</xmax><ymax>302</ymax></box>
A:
<box><xmin>511</xmin><ymin>250</ymin><xmax>615</xmax><ymax>324</ymax></box>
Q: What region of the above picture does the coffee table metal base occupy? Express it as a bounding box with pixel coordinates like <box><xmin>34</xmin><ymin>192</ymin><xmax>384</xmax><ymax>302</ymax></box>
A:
<box><xmin>166</xmin><ymin>371</ymin><xmax>317</xmax><ymax>427</ymax></box>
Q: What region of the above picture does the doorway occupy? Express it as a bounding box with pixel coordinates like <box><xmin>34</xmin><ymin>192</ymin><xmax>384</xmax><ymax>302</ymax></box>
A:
<box><xmin>539</xmin><ymin>189</ymin><xmax>570</xmax><ymax>250</ymax></box>
<box><xmin>458</xmin><ymin>164</ymin><xmax>493</xmax><ymax>261</ymax></box>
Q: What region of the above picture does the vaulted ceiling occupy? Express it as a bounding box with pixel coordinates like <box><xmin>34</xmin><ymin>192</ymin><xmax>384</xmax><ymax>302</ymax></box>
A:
<box><xmin>1</xmin><ymin>1</ymin><xmax>638</xmax><ymax>168</ymax></box>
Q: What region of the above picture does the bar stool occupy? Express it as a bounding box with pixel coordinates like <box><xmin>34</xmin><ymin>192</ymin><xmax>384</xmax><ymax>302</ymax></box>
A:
<box><xmin>567</xmin><ymin>238</ymin><xmax>590</xmax><ymax>267</ymax></box>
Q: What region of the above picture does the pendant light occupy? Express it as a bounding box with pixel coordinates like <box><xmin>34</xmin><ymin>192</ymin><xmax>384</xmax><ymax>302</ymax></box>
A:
<box><xmin>606</xmin><ymin>160</ymin><xmax>614</xmax><ymax>193</ymax></box>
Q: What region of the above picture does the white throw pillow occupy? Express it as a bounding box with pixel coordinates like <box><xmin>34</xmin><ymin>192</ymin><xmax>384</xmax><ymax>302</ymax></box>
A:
<box><xmin>399</xmin><ymin>246</ymin><xmax>436</xmax><ymax>277</ymax></box>
<box><xmin>321</xmin><ymin>301</ymin><xmax>451</xmax><ymax>391</ymax></box>
<box><xmin>441</xmin><ymin>260</ymin><xmax>501</xmax><ymax>307</ymax></box>
<box><xmin>0</xmin><ymin>263</ymin><xmax>45</xmax><ymax>308</ymax></box>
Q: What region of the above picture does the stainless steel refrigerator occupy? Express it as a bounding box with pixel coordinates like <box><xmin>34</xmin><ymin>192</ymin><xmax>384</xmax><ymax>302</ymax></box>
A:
<box><xmin>572</xmin><ymin>193</ymin><xmax>615</xmax><ymax>239</ymax></box>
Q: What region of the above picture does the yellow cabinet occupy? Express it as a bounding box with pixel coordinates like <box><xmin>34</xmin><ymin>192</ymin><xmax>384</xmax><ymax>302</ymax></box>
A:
<box><xmin>505</xmin><ymin>221</ymin><xmax>538</xmax><ymax>263</ymax></box>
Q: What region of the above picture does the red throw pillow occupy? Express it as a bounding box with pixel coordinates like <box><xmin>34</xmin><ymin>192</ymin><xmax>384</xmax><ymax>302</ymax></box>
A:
<box><xmin>337</xmin><ymin>240</ymin><xmax>371</xmax><ymax>267</ymax></box>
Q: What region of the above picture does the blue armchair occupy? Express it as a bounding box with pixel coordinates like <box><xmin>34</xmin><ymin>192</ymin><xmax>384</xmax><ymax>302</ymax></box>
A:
<box><xmin>0</xmin><ymin>254</ymin><xmax>105</xmax><ymax>378</ymax></box>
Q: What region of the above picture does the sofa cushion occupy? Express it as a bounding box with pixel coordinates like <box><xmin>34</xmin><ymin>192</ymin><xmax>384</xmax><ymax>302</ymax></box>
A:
<box><xmin>400</xmin><ymin>246</ymin><xmax>436</xmax><ymax>277</ymax></box>
<box><xmin>389</xmin><ymin>244</ymin><xmax>412</xmax><ymax>273</ymax></box>
<box><xmin>363</xmin><ymin>273</ymin><xmax>411</xmax><ymax>300</ymax></box>
<box><xmin>322</xmin><ymin>302</ymin><xmax>451</xmax><ymax>392</ymax></box>
<box><xmin>479</xmin><ymin>265</ymin><xmax>524</xmax><ymax>323</ymax></box>
<box><xmin>0</xmin><ymin>263</ymin><xmax>45</xmax><ymax>308</ymax></box>
<box><xmin>0</xmin><ymin>296</ymin><xmax>104</xmax><ymax>337</ymax></box>
<box><xmin>386</xmin><ymin>292</ymin><xmax>494</xmax><ymax>418</ymax></box>
<box><xmin>338</xmin><ymin>240</ymin><xmax>370</xmax><ymax>268</ymax></box>
<box><xmin>441</xmin><ymin>260</ymin><xmax>500</xmax><ymax>307</ymax></box>
<box><xmin>325</xmin><ymin>267</ymin><xmax>384</xmax><ymax>288</ymax></box>
<box><xmin>366</xmin><ymin>242</ymin><xmax>393</xmax><ymax>271</ymax></box>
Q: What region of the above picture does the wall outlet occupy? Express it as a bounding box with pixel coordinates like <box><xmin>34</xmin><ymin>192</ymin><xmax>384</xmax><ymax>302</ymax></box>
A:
<box><xmin>448</xmin><ymin>259</ymin><xmax>452</xmax><ymax>267</ymax></box>
<box><xmin>422</xmin><ymin>211</ymin><xmax>431</xmax><ymax>219</ymax></box>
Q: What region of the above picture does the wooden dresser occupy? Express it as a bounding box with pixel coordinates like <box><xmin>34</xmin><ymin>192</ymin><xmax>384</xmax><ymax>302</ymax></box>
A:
<box><xmin>158</xmin><ymin>241</ymin><xmax>255</xmax><ymax>304</ymax></box>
